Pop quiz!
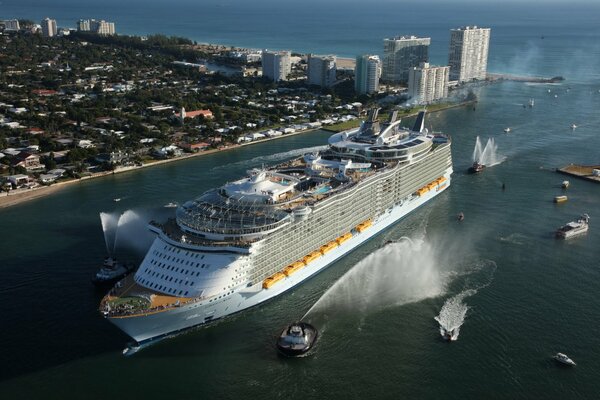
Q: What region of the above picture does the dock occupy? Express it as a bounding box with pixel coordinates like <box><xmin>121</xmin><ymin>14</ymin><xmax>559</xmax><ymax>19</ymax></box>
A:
<box><xmin>556</xmin><ymin>164</ymin><xmax>600</xmax><ymax>183</ymax></box>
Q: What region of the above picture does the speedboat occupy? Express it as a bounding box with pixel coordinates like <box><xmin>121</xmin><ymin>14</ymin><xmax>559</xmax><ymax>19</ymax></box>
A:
<box><xmin>561</xmin><ymin>180</ymin><xmax>570</xmax><ymax>189</ymax></box>
<box><xmin>113</xmin><ymin>198</ymin><xmax>121</xmax><ymax>202</ymax></box>
<box><xmin>503</xmin><ymin>127</ymin><xmax>511</xmax><ymax>133</ymax></box>
<box><xmin>468</xmin><ymin>161</ymin><xmax>485</xmax><ymax>174</ymax></box>
<box><xmin>571</xmin><ymin>124</ymin><xmax>577</xmax><ymax>130</ymax></box>
<box><xmin>441</xmin><ymin>328</ymin><xmax>456</xmax><ymax>342</ymax></box>
<box><xmin>528</xmin><ymin>98</ymin><xmax>535</xmax><ymax>108</ymax></box>
<box><xmin>92</xmin><ymin>257</ymin><xmax>134</xmax><ymax>285</ymax></box>
<box><xmin>553</xmin><ymin>352</ymin><xmax>576</xmax><ymax>366</ymax></box>
<box><xmin>457</xmin><ymin>212</ymin><xmax>464</xmax><ymax>222</ymax></box>
<box><xmin>164</xmin><ymin>202</ymin><xmax>178</xmax><ymax>208</ymax></box>
<box><xmin>276</xmin><ymin>322</ymin><xmax>318</xmax><ymax>356</ymax></box>
<box><xmin>555</xmin><ymin>214</ymin><xmax>590</xmax><ymax>239</ymax></box>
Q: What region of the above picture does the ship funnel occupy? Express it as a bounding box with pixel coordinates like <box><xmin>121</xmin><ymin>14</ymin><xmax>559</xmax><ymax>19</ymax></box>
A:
<box><xmin>412</xmin><ymin>111</ymin><xmax>426</xmax><ymax>133</ymax></box>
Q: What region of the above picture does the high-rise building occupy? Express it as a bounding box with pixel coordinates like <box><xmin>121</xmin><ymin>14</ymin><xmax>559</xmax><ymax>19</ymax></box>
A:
<box><xmin>261</xmin><ymin>50</ymin><xmax>291</xmax><ymax>82</ymax></box>
<box><xmin>355</xmin><ymin>55</ymin><xmax>381</xmax><ymax>95</ymax></box>
<box><xmin>307</xmin><ymin>54</ymin><xmax>337</xmax><ymax>88</ymax></box>
<box><xmin>41</xmin><ymin>18</ymin><xmax>57</xmax><ymax>37</ymax></box>
<box><xmin>77</xmin><ymin>19</ymin><xmax>91</xmax><ymax>31</ymax></box>
<box><xmin>2</xmin><ymin>19</ymin><xmax>20</xmax><ymax>31</ymax></box>
<box><xmin>382</xmin><ymin>36</ymin><xmax>430</xmax><ymax>84</ymax></box>
<box><xmin>408</xmin><ymin>62</ymin><xmax>449</xmax><ymax>104</ymax></box>
<box><xmin>448</xmin><ymin>26</ymin><xmax>490</xmax><ymax>82</ymax></box>
<box><xmin>77</xmin><ymin>19</ymin><xmax>116</xmax><ymax>35</ymax></box>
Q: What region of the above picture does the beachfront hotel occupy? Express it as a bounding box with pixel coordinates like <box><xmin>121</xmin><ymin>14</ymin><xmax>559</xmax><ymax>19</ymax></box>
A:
<box><xmin>408</xmin><ymin>62</ymin><xmax>449</xmax><ymax>104</ymax></box>
<box><xmin>354</xmin><ymin>55</ymin><xmax>381</xmax><ymax>95</ymax></box>
<box><xmin>448</xmin><ymin>26</ymin><xmax>490</xmax><ymax>82</ymax></box>
<box><xmin>261</xmin><ymin>50</ymin><xmax>291</xmax><ymax>82</ymax></box>
<box><xmin>382</xmin><ymin>36</ymin><xmax>430</xmax><ymax>84</ymax></box>
<box><xmin>77</xmin><ymin>19</ymin><xmax>116</xmax><ymax>35</ymax></box>
<box><xmin>307</xmin><ymin>54</ymin><xmax>337</xmax><ymax>88</ymax></box>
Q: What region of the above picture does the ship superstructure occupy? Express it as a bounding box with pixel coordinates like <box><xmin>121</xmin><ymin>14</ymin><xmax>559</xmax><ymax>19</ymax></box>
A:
<box><xmin>100</xmin><ymin>110</ymin><xmax>453</xmax><ymax>344</ymax></box>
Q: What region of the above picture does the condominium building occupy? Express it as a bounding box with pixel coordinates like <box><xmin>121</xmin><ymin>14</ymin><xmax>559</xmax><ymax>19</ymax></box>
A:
<box><xmin>448</xmin><ymin>26</ymin><xmax>491</xmax><ymax>82</ymax></box>
<box><xmin>2</xmin><ymin>19</ymin><xmax>20</xmax><ymax>31</ymax></box>
<box><xmin>261</xmin><ymin>50</ymin><xmax>291</xmax><ymax>82</ymax></box>
<box><xmin>307</xmin><ymin>54</ymin><xmax>337</xmax><ymax>88</ymax></box>
<box><xmin>354</xmin><ymin>55</ymin><xmax>381</xmax><ymax>95</ymax></box>
<box><xmin>77</xmin><ymin>19</ymin><xmax>116</xmax><ymax>35</ymax></box>
<box><xmin>408</xmin><ymin>63</ymin><xmax>449</xmax><ymax>104</ymax></box>
<box><xmin>41</xmin><ymin>18</ymin><xmax>57</xmax><ymax>37</ymax></box>
<box><xmin>382</xmin><ymin>36</ymin><xmax>430</xmax><ymax>84</ymax></box>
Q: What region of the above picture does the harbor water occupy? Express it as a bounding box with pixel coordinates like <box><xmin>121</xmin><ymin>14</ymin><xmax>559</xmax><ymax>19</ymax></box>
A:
<box><xmin>1</xmin><ymin>1</ymin><xmax>600</xmax><ymax>398</ymax></box>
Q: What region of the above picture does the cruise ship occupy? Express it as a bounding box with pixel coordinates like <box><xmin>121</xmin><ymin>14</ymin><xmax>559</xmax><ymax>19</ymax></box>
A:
<box><xmin>100</xmin><ymin>109</ymin><xmax>453</xmax><ymax>346</ymax></box>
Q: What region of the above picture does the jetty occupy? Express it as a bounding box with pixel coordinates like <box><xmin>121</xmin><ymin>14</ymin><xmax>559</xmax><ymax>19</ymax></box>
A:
<box><xmin>557</xmin><ymin>164</ymin><xmax>600</xmax><ymax>184</ymax></box>
<box><xmin>487</xmin><ymin>73</ymin><xmax>565</xmax><ymax>83</ymax></box>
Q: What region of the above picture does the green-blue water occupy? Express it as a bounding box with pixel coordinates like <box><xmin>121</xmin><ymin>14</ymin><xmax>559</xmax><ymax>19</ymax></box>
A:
<box><xmin>1</xmin><ymin>1</ymin><xmax>600</xmax><ymax>398</ymax></box>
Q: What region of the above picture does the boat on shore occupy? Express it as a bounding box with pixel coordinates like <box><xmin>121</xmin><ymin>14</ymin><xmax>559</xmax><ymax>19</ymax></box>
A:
<box><xmin>92</xmin><ymin>257</ymin><xmax>134</xmax><ymax>285</ymax></box>
<box><xmin>553</xmin><ymin>352</ymin><xmax>576</xmax><ymax>366</ymax></box>
<box><xmin>468</xmin><ymin>161</ymin><xmax>485</xmax><ymax>174</ymax></box>
<box><xmin>276</xmin><ymin>322</ymin><xmax>318</xmax><ymax>356</ymax></box>
<box><xmin>555</xmin><ymin>214</ymin><xmax>590</xmax><ymax>239</ymax></box>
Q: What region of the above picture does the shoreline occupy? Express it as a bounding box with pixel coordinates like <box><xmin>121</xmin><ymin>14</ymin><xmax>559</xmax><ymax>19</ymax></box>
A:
<box><xmin>0</xmin><ymin>126</ymin><xmax>324</xmax><ymax>210</ymax></box>
<box><xmin>0</xmin><ymin>100</ymin><xmax>476</xmax><ymax>210</ymax></box>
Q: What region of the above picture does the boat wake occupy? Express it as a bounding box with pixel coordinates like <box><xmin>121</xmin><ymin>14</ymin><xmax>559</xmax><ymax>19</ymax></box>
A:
<box><xmin>499</xmin><ymin>232</ymin><xmax>527</xmax><ymax>245</ymax></box>
<box><xmin>434</xmin><ymin>260</ymin><xmax>496</xmax><ymax>341</ymax></box>
<box><xmin>472</xmin><ymin>136</ymin><xmax>506</xmax><ymax>167</ymax></box>
<box><xmin>434</xmin><ymin>289</ymin><xmax>476</xmax><ymax>341</ymax></box>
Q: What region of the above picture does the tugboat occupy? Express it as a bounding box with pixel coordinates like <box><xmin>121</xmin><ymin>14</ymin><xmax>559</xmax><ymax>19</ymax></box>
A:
<box><xmin>92</xmin><ymin>257</ymin><xmax>134</xmax><ymax>286</ymax></box>
<box><xmin>553</xmin><ymin>352</ymin><xmax>576</xmax><ymax>366</ymax></box>
<box><xmin>555</xmin><ymin>214</ymin><xmax>590</xmax><ymax>239</ymax></box>
<box><xmin>276</xmin><ymin>322</ymin><xmax>318</xmax><ymax>356</ymax></box>
<box><xmin>468</xmin><ymin>161</ymin><xmax>485</xmax><ymax>174</ymax></box>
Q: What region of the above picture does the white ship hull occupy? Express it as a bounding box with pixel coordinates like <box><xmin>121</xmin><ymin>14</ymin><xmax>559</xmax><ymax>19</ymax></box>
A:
<box><xmin>109</xmin><ymin>168</ymin><xmax>452</xmax><ymax>343</ymax></box>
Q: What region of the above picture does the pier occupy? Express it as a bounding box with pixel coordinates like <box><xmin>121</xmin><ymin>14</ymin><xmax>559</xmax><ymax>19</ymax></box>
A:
<box><xmin>557</xmin><ymin>164</ymin><xmax>600</xmax><ymax>184</ymax></box>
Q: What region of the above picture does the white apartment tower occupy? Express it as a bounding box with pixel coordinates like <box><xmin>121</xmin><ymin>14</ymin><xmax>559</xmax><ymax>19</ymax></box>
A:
<box><xmin>448</xmin><ymin>26</ymin><xmax>491</xmax><ymax>82</ymax></box>
<box><xmin>408</xmin><ymin>63</ymin><xmax>449</xmax><ymax>104</ymax></box>
<box><xmin>2</xmin><ymin>19</ymin><xmax>20</xmax><ymax>31</ymax></box>
<box><xmin>355</xmin><ymin>55</ymin><xmax>381</xmax><ymax>95</ymax></box>
<box><xmin>261</xmin><ymin>50</ymin><xmax>292</xmax><ymax>82</ymax></box>
<box><xmin>382</xmin><ymin>36</ymin><xmax>430</xmax><ymax>84</ymax></box>
<box><xmin>307</xmin><ymin>54</ymin><xmax>337</xmax><ymax>88</ymax></box>
<box><xmin>41</xmin><ymin>18</ymin><xmax>57</xmax><ymax>37</ymax></box>
<box><xmin>78</xmin><ymin>19</ymin><xmax>116</xmax><ymax>35</ymax></box>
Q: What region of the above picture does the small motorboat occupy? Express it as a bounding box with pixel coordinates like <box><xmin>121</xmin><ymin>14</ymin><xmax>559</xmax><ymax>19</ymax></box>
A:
<box><xmin>561</xmin><ymin>180</ymin><xmax>570</xmax><ymax>189</ymax></box>
<box><xmin>276</xmin><ymin>322</ymin><xmax>318</xmax><ymax>357</ymax></box>
<box><xmin>553</xmin><ymin>352</ymin><xmax>576</xmax><ymax>366</ymax></box>
<box><xmin>441</xmin><ymin>328</ymin><xmax>457</xmax><ymax>342</ymax></box>
<box><xmin>503</xmin><ymin>127</ymin><xmax>511</xmax><ymax>133</ymax></box>
<box><xmin>554</xmin><ymin>195</ymin><xmax>568</xmax><ymax>203</ymax></box>
<box><xmin>457</xmin><ymin>212</ymin><xmax>464</xmax><ymax>222</ymax></box>
<box><xmin>92</xmin><ymin>257</ymin><xmax>134</xmax><ymax>285</ymax></box>
<box><xmin>468</xmin><ymin>161</ymin><xmax>485</xmax><ymax>174</ymax></box>
<box><xmin>528</xmin><ymin>98</ymin><xmax>535</xmax><ymax>108</ymax></box>
<box><xmin>555</xmin><ymin>214</ymin><xmax>590</xmax><ymax>239</ymax></box>
<box><xmin>164</xmin><ymin>202</ymin><xmax>178</xmax><ymax>208</ymax></box>
<box><xmin>571</xmin><ymin>124</ymin><xmax>577</xmax><ymax>130</ymax></box>
<box><xmin>113</xmin><ymin>198</ymin><xmax>121</xmax><ymax>202</ymax></box>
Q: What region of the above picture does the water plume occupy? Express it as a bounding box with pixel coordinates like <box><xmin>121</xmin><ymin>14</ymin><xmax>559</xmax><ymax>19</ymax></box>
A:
<box><xmin>304</xmin><ymin>237</ymin><xmax>449</xmax><ymax>319</ymax></box>
<box><xmin>472</xmin><ymin>136</ymin><xmax>505</xmax><ymax>167</ymax></box>
<box><xmin>99</xmin><ymin>212</ymin><xmax>119</xmax><ymax>255</ymax></box>
<box><xmin>113</xmin><ymin>210</ymin><xmax>156</xmax><ymax>255</ymax></box>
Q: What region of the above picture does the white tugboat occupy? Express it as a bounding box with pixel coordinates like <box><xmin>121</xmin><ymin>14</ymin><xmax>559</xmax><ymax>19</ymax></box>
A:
<box><xmin>555</xmin><ymin>214</ymin><xmax>590</xmax><ymax>239</ymax></box>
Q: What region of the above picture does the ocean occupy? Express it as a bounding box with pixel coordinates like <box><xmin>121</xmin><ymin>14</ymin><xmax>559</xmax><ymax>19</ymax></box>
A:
<box><xmin>1</xmin><ymin>1</ymin><xmax>600</xmax><ymax>398</ymax></box>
